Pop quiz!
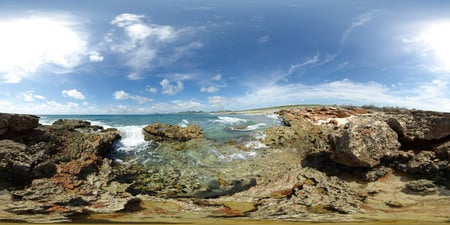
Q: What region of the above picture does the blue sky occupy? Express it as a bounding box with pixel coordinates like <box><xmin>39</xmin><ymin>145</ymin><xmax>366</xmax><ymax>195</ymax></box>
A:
<box><xmin>1</xmin><ymin>0</ymin><xmax>450</xmax><ymax>114</ymax></box>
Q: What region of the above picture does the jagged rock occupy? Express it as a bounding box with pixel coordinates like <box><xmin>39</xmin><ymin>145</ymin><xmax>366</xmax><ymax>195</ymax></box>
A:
<box><xmin>194</xmin><ymin>178</ymin><xmax>257</xmax><ymax>198</ymax></box>
<box><xmin>0</xmin><ymin>113</ymin><xmax>39</xmax><ymax>137</ymax></box>
<box><xmin>143</xmin><ymin>123</ymin><xmax>203</xmax><ymax>142</ymax></box>
<box><xmin>386</xmin><ymin>110</ymin><xmax>450</xmax><ymax>142</ymax></box>
<box><xmin>403</xmin><ymin>179</ymin><xmax>438</xmax><ymax>194</ymax></box>
<box><xmin>263</xmin><ymin>126</ymin><xmax>298</xmax><ymax>147</ymax></box>
<box><xmin>0</xmin><ymin>140</ymin><xmax>33</xmax><ymax>185</ymax></box>
<box><xmin>293</xmin><ymin>168</ymin><xmax>361</xmax><ymax>214</ymax></box>
<box><xmin>330</xmin><ymin>116</ymin><xmax>401</xmax><ymax>168</ymax></box>
<box><xmin>263</xmin><ymin>117</ymin><xmax>332</xmax><ymax>155</ymax></box>
<box><xmin>51</xmin><ymin>119</ymin><xmax>92</xmax><ymax>130</ymax></box>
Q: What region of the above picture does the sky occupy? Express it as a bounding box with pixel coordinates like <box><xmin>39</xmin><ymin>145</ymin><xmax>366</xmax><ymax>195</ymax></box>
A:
<box><xmin>1</xmin><ymin>0</ymin><xmax>450</xmax><ymax>114</ymax></box>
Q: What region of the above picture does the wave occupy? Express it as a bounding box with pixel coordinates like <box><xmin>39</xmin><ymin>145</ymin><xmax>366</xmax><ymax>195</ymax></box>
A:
<box><xmin>114</xmin><ymin>125</ymin><xmax>147</xmax><ymax>152</ymax></box>
<box><xmin>266</xmin><ymin>114</ymin><xmax>281</xmax><ymax>121</ymax></box>
<box><xmin>178</xmin><ymin>119</ymin><xmax>190</xmax><ymax>128</ymax></box>
<box><xmin>230</xmin><ymin>123</ymin><xmax>266</xmax><ymax>131</ymax></box>
<box><xmin>214</xmin><ymin>116</ymin><xmax>248</xmax><ymax>124</ymax></box>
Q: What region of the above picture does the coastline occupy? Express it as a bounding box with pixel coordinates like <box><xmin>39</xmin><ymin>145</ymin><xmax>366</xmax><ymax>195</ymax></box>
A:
<box><xmin>1</xmin><ymin>107</ymin><xmax>450</xmax><ymax>224</ymax></box>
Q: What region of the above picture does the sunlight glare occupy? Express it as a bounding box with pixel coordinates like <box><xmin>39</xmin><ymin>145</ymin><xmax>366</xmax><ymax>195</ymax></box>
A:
<box><xmin>0</xmin><ymin>16</ymin><xmax>87</xmax><ymax>83</ymax></box>
<box><xmin>419</xmin><ymin>22</ymin><xmax>450</xmax><ymax>71</ymax></box>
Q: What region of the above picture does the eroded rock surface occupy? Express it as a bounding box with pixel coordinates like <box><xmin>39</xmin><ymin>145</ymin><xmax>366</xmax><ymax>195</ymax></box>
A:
<box><xmin>1</xmin><ymin>108</ymin><xmax>450</xmax><ymax>223</ymax></box>
<box><xmin>143</xmin><ymin>123</ymin><xmax>203</xmax><ymax>142</ymax></box>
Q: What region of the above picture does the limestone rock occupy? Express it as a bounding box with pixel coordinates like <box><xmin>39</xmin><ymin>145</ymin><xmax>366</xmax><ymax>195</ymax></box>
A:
<box><xmin>403</xmin><ymin>179</ymin><xmax>438</xmax><ymax>194</ymax></box>
<box><xmin>386</xmin><ymin>110</ymin><xmax>450</xmax><ymax>142</ymax></box>
<box><xmin>143</xmin><ymin>123</ymin><xmax>203</xmax><ymax>142</ymax></box>
<box><xmin>0</xmin><ymin>113</ymin><xmax>39</xmax><ymax>137</ymax></box>
<box><xmin>330</xmin><ymin>116</ymin><xmax>401</xmax><ymax>168</ymax></box>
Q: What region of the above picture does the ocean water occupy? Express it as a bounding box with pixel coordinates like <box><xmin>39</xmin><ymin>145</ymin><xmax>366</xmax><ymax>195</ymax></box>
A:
<box><xmin>39</xmin><ymin>113</ymin><xmax>283</xmax><ymax>163</ymax></box>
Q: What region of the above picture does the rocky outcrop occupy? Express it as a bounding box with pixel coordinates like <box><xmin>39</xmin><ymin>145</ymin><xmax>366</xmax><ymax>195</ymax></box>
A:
<box><xmin>386</xmin><ymin>110</ymin><xmax>450</xmax><ymax>142</ymax></box>
<box><xmin>0</xmin><ymin>113</ymin><xmax>39</xmax><ymax>137</ymax></box>
<box><xmin>266</xmin><ymin>107</ymin><xmax>450</xmax><ymax>185</ymax></box>
<box><xmin>143</xmin><ymin>123</ymin><xmax>203</xmax><ymax>142</ymax></box>
<box><xmin>1</xmin><ymin>108</ymin><xmax>450</xmax><ymax>223</ymax></box>
<box><xmin>330</xmin><ymin>116</ymin><xmax>401</xmax><ymax>168</ymax></box>
<box><xmin>0</xmin><ymin>114</ymin><xmax>136</xmax><ymax>222</ymax></box>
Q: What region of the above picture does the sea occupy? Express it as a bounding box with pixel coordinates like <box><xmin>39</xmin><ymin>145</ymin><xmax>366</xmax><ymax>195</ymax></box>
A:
<box><xmin>39</xmin><ymin>113</ymin><xmax>283</xmax><ymax>163</ymax></box>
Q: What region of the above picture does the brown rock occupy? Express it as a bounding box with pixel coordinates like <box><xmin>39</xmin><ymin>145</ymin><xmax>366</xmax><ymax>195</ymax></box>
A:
<box><xmin>387</xmin><ymin>110</ymin><xmax>450</xmax><ymax>142</ymax></box>
<box><xmin>331</xmin><ymin>116</ymin><xmax>400</xmax><ymax>168</ymax></box>
<box><xmin>143</xmin><ymin>123</ymin><xmax>203</xmax><ymax>142</ymax></box>
<box><xmin>0</xmin><ymin>113</ymin><xmax>39</xmax><ymax>137</ymax></box>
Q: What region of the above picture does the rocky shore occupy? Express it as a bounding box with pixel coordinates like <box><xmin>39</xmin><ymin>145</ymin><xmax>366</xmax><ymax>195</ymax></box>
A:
<box><xmin>0</xmin><ymin>107</ymin><xmax>449</xmax><ymax>223</ymax></box>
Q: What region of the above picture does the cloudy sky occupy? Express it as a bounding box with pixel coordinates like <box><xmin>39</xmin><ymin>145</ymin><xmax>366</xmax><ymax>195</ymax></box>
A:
<box><xmin>1</xmin><ymin>0</ymin><xmax>450</xmax><ymax>114</ymax></box>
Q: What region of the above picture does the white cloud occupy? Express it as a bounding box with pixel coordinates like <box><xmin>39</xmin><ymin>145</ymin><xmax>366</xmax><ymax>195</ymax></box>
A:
<box><xmin>172</xmin><ymin>100</ymin><xmax>203</xmax><ymax>111</ymax></box>
<box><xmin>288</xmin><ymin>53</ymin><xmax>320</xmax><ymax>75</ymax></box>
<box><xmin>228</xmin><ymin>79</ymin><xmax>450</xmax><ymax>112</ymax></box>
<box><xmin>147</xmin><ymin>86</ymin><xmax>158</xmax><ymax>94</ymax></box>
<box><xmin>160</xmin><ymin>79</ymin><xmax>184</xmax><ymax>95</ymax></box>
<box><xmin>208</xmin><ymin>96</ymin><xmax>228</xmax><ymax>108</ymax></box>
<box><xmin>340</xmin><ymin>11</ymin><xmax>374</xmax><ymax>45</ymax></box>
<box><xmin>200</xmin><ymin>86</ymin><xmax>219</xmax><ymax>93</ymax></box>
<box><xmin>258</xmin><ymin>35</ymin><xmax>270</xmax><ymax>44</ymax></box>
<box><xmin>62</xmin><ymin>89</ymin><xmax>85</xmax><ymax>100</ymax></box>
<box><xmin>89</xmin><ymin>51</ymin><xmax>104</xmax><ymax>62</ymax></box>
<box><xmin>127</xmin><ymin>72</ymin><xmax>144</xmax><ymax>80</ymax></box>
<box><xmin>213</xmin><ymin>73</ymin><xmax>222</xmax><ymax>81</ymax></box>
<box><xmin>17</xmin><ymin>90</ymin><xmax>46</xmax><ymax>102</ymax></box>
<box><xmin>0</xmin><ymin>14</ymin><xmax>88</xmax><ymax>83</ymax></box>
<box><xmin>130</xmin><ymin>95</ymin><xmax>152</xmax><ymax>104</ymax></box>
<box><xmin>106</xmin><ymin>13</ymin><xmax>202</xmax><ymax>79</ymax></box>
<box><xmin>113</xmin><ymin>90</ymin><xmax>130</xmax><ymax>100</ymax></box>
<box><xmin>113</xmin><ymin>90</ymin><xmax>151</xmax><ymax>104</ymax></box>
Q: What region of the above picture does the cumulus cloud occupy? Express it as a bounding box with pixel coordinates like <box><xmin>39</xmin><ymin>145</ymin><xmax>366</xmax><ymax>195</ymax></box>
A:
<box><xmin>0</xmin><ymin>14</ymin><xmax>88</xmax><ymax>83</ymax></box>
<box><xmin>113</xmin><ymin>90</ymin><xmax>130</xmax><ymax>100</ymax></box>
<box><xmin>113</xmin><ymin>90</ymin><xmax>152</xmax><ymax>104</ymax></box>
<box><xmin>147</xmin><ymin>86</ymin><xmax>158</xmax><ymax>94</ymax></box>
<box><xmin>62</xmin><ymin>89</ymin><xmax>85</xmax><ymax>100</ymax></box>
<box><xmin>160</xmin><ymin>79</ymin><xmax>184</xmax><ymax>95</ymax></box>
<box><xmin>105</xmin><ymin>13</ymin><xmax>202</xmax><ymax>79</ymax></box>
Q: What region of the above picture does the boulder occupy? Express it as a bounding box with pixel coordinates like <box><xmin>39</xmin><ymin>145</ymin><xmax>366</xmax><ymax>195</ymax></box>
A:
<box><xmin>331</xmin><ymin>116</ymin><xmax>401</xmax><ymax>168</ymax></box>
<box><xmin>0</xmin><ymin>113</ymin><xmax>39</xmax><ymax>137</ymax></box>
<box><xmin>403</xmin><ymin>179</ymin><xmax>438</xmax><ymax>195</ymax></box>
<box><xmin>386</xmin><ymin>110</ymin><xmax>450</xmax><ymax>142</ymax></box>
<box><xmin>0</xmin><ymin>140</ymin><xmax>33</xmax><ymax>184</ymax></box>
<box><xmin>143</xmin><ymin>123</ymin><xmax>203</xmax><ymax>142</ymax></box>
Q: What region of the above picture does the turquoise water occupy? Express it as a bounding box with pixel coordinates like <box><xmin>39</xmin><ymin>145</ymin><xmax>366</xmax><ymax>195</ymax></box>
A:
<box><xmin>39</xmin><ymin>113</ymin><xmax>282</xmax><ymax>163</ymax></box>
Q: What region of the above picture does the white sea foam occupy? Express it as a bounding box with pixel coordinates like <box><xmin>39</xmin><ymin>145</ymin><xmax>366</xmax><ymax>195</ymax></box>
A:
<box><xmin>245</xmin><ymin>141</ymin><xmax>267</xmax><ymax>149</ymax></box>
<box><xmin>115</xmin><ymin>125</ymin><xmax>147</xmax><ymax>152</ymax></box>
<box><xmin>214</xmin><ymin>116</ymin><xmax>247</xmax><ymax>124</ymax></box>
<box><xmin>229</xmin><ymin>123</ymin><xmax>267</xmax><ymax>131</ymax></box>
<box><xmin>218</xmin><ymin>151</ymin><xmax>257</xmax><ymax>161</ymax></box>
<box><xmin>87</xmin><ymin>120</ymin><xmax>111</xmax><ymax>129</ymax></box>
<box><xmin>178</xmin><ymin>119</ymin><xmax>190</xmax><ymax>128</ymax></box>
<box><xmin>266</xmin><ymin>114</ymin><xmax>280</xmax><ymax>120</ymax></box>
